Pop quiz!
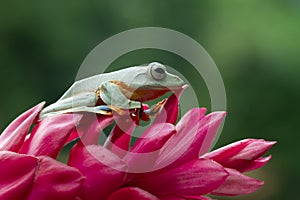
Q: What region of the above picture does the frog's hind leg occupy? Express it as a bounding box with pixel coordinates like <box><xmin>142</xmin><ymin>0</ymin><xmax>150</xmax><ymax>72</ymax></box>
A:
<box><xmin>40</xmin><ymin>105</ymin><xmax>114</xmax><ymax>119</ymax></box>
<box><xmin>39</xmin><ymin>92</ymin><xmax>98</xmax><ymax>119</ymax></box>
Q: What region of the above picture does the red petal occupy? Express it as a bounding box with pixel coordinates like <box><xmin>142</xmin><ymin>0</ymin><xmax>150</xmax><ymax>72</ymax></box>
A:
<box><xmin>0</xmin><ymin>102</ymin><xmax>44</xmax><ymax>152</ymax></box>
<box><xmin>19</xmin><ymin>114</ymin><xmax>82</xmax><ymax>158</ymax></box>
<box><xmin>154</xmin><ymin>85</ymin><xmax>187</xmax><ymax>124</ymax></box>
<box><xmin>107</xmin><ymin>187</ymin><xmax>159</xmax><ymax>200</ymax></box>
<box><xmin>159</xmin><ymin>196</ymin><xmax>187</xmax><ymax>200</ymax></box>
<box><xmin>65</xmin><ymin>114</ymin><xmax>114</xmax><ymax>144</ymax></box>
<box><xmin>66</xmin><ymin>130</ymin><xmax>80</xmax><ymax>144</ymax></box>
<box><xmin>241</xmin><ymin>155</ymin><xmax>272</xmax><ymax>172</ymax></box>
<box><xmin>79</xmin><ymin>114</ymin><xmax>114</xmax><ymax>145</ymax></box>
<box><xmin>234</xmin><ymin>140</ymin><xmax>276</xmax><ymax>160</ymax></box>
<box><xmin>153</xmin><ymin>108</ymin><xmax>206</xmax><ymax>169</ymax></box>
<box><xmin>28</xmin><ymin>156</ymin><xmax>85</xmax><ymax>200</ymax></box>
<box><xmin>104</xmin><ymin>116</ymin><xmax>135</xmax><ymax>158</ymax></box>
<box><xmin>198</xmin><ymin>112</ymin><xmax>227</xmax><ymax>156</ymax></box>
<box><xmin>130</xmin><ymin>123</ymin><xmax>176</xmax><ymax>153</ymax></box>
<box><xmin>204</xmin><ymin>139</ymin><xmax>275</xmax><ymax>172</ymax></box>
<box><xmin>155</xmin><ymin>110</ymin><xmax>226</xmax><ymax>169</ymax></box>
<box><xmin>129</xmin><ymin>159</ymin><xmax>228</xmax><ymax>196</ymax></box>
<box><xmin>211</xmin><ymin>168</ymin><xmax>264</xmax><ymax>196</ymax></box>
<box><xmin>160</xmin><ymin>195</ymin><xmax>212</xmax><ymax>200</ymax></box>
<box><xmin>124</xmin><ymin>123</ymin><xmax>176</xmax><ymax>172</ymax></box>
<box><xmin>0</xmin><ymin>151</ymin><xmax>38</xmax><ymax>200</ymax></box>
<box><xmin>68</xmin><ymin>143</ymin><xmax>127</xmax><ymax>200</ymax></box>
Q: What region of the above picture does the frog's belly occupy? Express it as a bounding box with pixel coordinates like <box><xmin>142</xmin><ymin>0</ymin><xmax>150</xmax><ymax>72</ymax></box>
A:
<box><xmin>129</xmin><ymin>88</ymin><xmax>170</xmax><ymax>102</ymax></box>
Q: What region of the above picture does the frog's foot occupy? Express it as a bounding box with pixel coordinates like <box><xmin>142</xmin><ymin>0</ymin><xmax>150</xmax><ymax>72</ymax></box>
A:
<box><xmin>129</xmin><ymin>99</ymin><xmax>167</xmax><ymax>125</ymax></box>
<box><xmin>144</xmin><ymin>98</ymin><xmax>167</xmax><ymax>116</ymax></box>
<box><xmin>130</xmin><ymin>106</ymin><xmax>150</xmax><ymax>125</ymax></box>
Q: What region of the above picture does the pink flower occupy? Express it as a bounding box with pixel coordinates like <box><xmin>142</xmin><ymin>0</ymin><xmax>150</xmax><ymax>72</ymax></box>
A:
<box><xmin>0</xmin><ymin>91</ymin><xmax>275</xmax><ymax>200</ymax></box>
<box><xmin>0</xmin><ymin>103</ymin><xmax>85</xmax><ymax>200</ymax></box>
<box><xmin>67</xmin><ymin>91</ymin><xmax>275</xmax><ymax>199</ymax></box>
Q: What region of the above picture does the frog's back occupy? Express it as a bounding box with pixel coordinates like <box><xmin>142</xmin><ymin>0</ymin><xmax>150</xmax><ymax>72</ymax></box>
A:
<box><xmin>59</xmin><ymin>66</ymin><xmax>145</xmax><ymax>100</ymax></box>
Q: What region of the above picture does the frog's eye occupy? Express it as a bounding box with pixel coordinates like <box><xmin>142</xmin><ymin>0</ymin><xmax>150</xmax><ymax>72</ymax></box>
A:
<box><xmin>148</xmin><ymin>62</ymin><xmax>166</xmax><ymax>80</ymax></box>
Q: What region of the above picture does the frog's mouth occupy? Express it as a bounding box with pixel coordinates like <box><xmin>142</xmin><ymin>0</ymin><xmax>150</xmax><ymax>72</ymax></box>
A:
<box><xmin>111</xmin><ymin>81</ymin><xmax>185</xmax><ymax>102</ymax></box>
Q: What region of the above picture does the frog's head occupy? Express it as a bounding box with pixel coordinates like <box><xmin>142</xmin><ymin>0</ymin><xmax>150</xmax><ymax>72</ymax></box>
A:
<box><xmin>128</xmin><ymin>62</ymin><xmax>185</xmax><ymax>90</ymax></box>
<box><xmin>119</xmin><ymin>62</ymin><xmax>186</xmax><ymax>101</ymax></box>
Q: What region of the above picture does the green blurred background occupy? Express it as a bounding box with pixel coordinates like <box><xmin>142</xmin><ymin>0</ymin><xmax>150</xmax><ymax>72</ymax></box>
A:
<box><xmin>1</xmin><ymin>1</ymin><xmax>299</xmax><ymax>199</ymax></box>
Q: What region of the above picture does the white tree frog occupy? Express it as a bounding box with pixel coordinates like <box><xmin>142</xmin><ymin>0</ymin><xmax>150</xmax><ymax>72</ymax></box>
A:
<box><xmin>39</xmin><ymin>62</ymin><xmax>185</xmax><ymax>121</ymax></box>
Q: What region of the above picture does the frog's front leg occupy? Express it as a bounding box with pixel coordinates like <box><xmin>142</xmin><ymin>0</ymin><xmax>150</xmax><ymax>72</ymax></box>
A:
<box><xmin>99</xmin><ymin>81</ymin><xmax>141</xmax><ymax>110</ymax></box>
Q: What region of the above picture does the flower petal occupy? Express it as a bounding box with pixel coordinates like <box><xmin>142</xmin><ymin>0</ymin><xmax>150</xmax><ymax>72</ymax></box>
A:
<box><xmin>204</xmin><ymin>139</ymin><xmax>275</xmax><ymax>172</ymax></box>
<box><xmin>159</xmin><ymin>196</ymin><xmax>187</xmax><ymax>200</ymax></box>
<box><xmin>124</xmin><ymin>123</ymin><xmax>176</xmax><ymax>172</ymax></box>
<box><xmin>0</xmin><ymin>151</ymin><xmax>38</xmax><ymax>200</ymax></box>
<box><xmin>19</xmin><ymin>114</ymin><xmax>82</xmax><ymax>158</ymax></box>
<box><xmin>104</xmin><ymin>116</ymin><xmax>135</xmax><ymax>158</ymax></box>
<box><xmin>0</xmin><ymin>102</ymin><xmax>44</xmax><ymax>152</ymax></box>
<box><xmin>198</xmin><ymin>112</ymin><xmax>227</xmax><ymax>156</ymax></box>
<box><xmin>107</xmin><ymin>187</ymin><xmax>159</xmax><ymax>200</ymax></box>
<box><xmin>153</xmin><ymin>108</ymin><xmax>206</xmax><ymax>169</ymax></box>
<box><xmin>130</xmin><ymin>123</ymin><xmax>176</xmax><ymax>153</ymax></box>
<box><xmin>242</xmin><ymin>155</ymin><xmax>272</xmax><ymax>172</ymax></box>
<box><xmin>66</xmin><ymin>129</ymin><xmax>80</xmax><ymax>144</ymax></box>
<box><xmin>28</xmin><ymin>156</ymin><xmax>85</xmax><ymax>200</ymax></box>
<box><xmin>154</xmin><ymin>85</ymin><xmax>187</xmax><ymax>124</ymax></box>
<box><xmin>160</xmin><ymin>195</ymin><xmax>212</xmax><ymax>200</ymax></box>
<box><xmin>155</xmin><ymin>110</ymin><xmax>226</xmax><ymax>169</ymax></box>
<box><xmin>65</xmin><ymin>114</ymin><xmax>113</xmax><ymax>144</ymax></box>
<box><xmin>128</xmin><ymin>159</ymin><xmax>228</xmax><ymax>196</ymax></box>
<box><xmin>211</xmin><ymin>168</ymin><xmax>264</xmax><ymax>196</ymax></box>
<box><xmin>68</xmin><ymin>142</ymin><xmax>127</xmax><ymax>200</ymax></box>
<box><xmin>79</xmin><ymin>114</ymin><xmax>114</xmax><ymax>145</ymax></box>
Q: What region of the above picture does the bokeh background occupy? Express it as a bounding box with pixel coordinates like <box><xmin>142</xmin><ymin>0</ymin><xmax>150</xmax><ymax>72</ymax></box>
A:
<box><xmin>1</xmin><ymin>1</ymin><xmax>299</xmax><ymax>199</ymax></box>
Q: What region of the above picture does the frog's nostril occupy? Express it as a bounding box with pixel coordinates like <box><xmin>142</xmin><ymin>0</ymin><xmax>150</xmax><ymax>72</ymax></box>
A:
<box><xmin>174</xmin><ymin>76</ymin><xmax>181</xmax><ymax>81</ymax></box>
<box><xmin>174</xmin><ymin>76</ymin><xmax>185</xmax><ymax>85</ymax></box>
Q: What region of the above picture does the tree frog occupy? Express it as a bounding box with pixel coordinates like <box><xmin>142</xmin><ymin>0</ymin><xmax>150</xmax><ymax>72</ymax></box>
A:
<box><xmin>39</xmin><ymin>62</ymin><xmax>185</xmax><ymax>121</ymax></box>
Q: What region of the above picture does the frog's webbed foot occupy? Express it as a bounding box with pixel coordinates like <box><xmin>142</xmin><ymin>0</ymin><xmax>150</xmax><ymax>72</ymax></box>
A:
<box><xmin>144</xmin><ymin>98</ymin><xmax>167</xmax><ymax>116</ymax></box>
<box><xmin>129</xmin><ymin>104</ymin><xmax>149</xmax><ymax>125</ymax></box>
<box><xmin>129</xmin><ymin>99</ymin><xmax>167</xmax><ymax>125</ymax></box>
